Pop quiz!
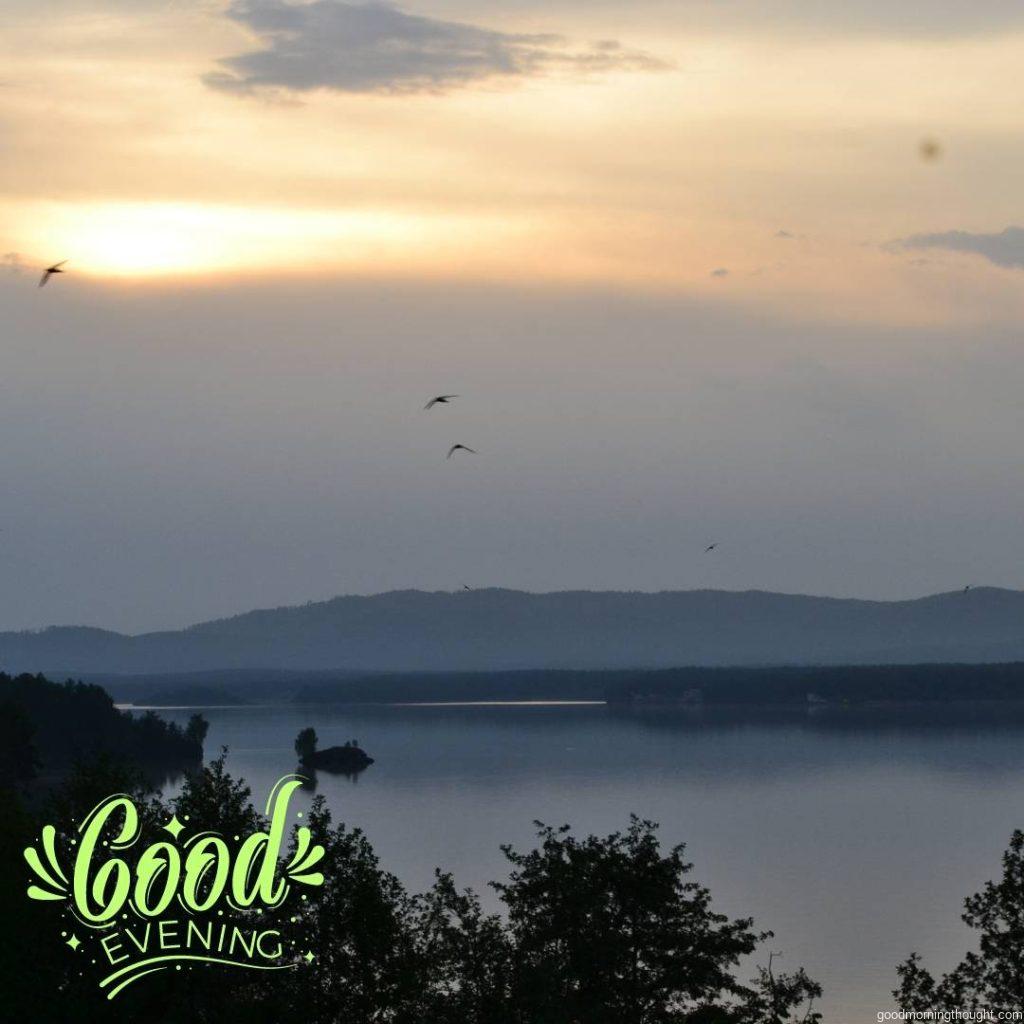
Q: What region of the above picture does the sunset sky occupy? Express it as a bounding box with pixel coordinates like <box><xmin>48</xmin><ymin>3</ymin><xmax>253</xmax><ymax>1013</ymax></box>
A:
<box><xmin>3</xmin><ymin>1</ymin><xmax>1024</xmax><ymax>631</ymax></box>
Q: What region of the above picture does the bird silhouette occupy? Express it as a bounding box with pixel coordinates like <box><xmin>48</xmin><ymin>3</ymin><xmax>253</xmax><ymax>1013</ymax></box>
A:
<box><xmin>463</xmin><ymin>585</ymin><xmax>472</xmax><ymax>591</ymax></box>
<box><xmin>447</xmin><ymin>444</ymin><xmax>477</xmax><ymax>459</ymax></box>
<box><xmin>963</xmin><ymin>585</ymin><xmax>972</xmax><ymax>593</ymax></box>
<box><xmin>705</xmin><ymin>543</ymin><xmax>718</xmax><ymax>553</ymax></box>
<box><xmin>425</xmin><ymin>395</ymin><xmax>458</xmax><ymax>410</ymax></box>
<box><xmin>39</xmin><ymin>260</ymin><xmax>68</xmax><ymax>288</ymax></box>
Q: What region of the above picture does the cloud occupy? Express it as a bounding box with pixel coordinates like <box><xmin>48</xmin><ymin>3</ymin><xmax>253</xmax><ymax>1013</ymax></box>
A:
<box><xmin>206</xmin><ymin>0</ymin><xmax>669</xmax><ymax>96</ymax></box>
<box><xmin>673</xmin><ymin>0</ymin><xmax>1024</xmax><ymax>38</ymax></box>
<box><xmin>894</xmin><ymin>227</ymin><xmax>1024</xmax><ymax>270</ymax></box>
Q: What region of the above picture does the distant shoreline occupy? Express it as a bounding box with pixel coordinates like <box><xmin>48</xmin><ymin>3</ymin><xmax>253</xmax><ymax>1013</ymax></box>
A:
<box><xmin>104</xmin><ymin>661</ymin><xmax>1024</xmax><ymax>708</ymax></box>
<box><xmin>118</xmin><ymin>698</ymin><xmax>609</xmax><ymax>710</ymax></box>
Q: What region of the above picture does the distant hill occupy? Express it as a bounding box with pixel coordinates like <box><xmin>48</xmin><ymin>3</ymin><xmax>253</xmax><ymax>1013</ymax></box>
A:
<box><xmin>2</xmin><ymin>587</ymin><xmax>1024</xmax><ymax>678</ymax></box>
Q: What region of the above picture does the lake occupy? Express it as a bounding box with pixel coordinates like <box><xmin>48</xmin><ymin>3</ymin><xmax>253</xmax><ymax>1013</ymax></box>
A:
<box><xmin>141</xmin><ymin>701</ymin><xmax>1024</xmax><ymax>1021</ymax></box>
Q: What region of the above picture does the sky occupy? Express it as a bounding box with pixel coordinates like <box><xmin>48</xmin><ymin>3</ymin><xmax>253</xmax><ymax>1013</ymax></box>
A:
<box><xmin>2</xmin><ymin>0</ymin><xmax>1024</xmax><ymax>632</ymax></box>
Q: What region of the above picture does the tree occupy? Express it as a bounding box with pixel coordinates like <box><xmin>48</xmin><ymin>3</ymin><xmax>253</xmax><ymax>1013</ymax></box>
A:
<box><xmin>184</xmin><ymin>712</ymin><xmax>209</xmax><ymax>750</ymax></box>
<box><xmin>278</xmin><ymin>797</ymin><xmax>429</xmax><ymax>1023</ymax></box>
<box><xmin>295</xmin><ymin>726</ymin><xmax>318</xmax><ymax>763</ymax></box>
<box><xmin>0</xmin><ymin>698</ymin><xmax>39</xmax><ymax>782</ymax></box>
<box><xmin>494</xmin><ymin>817</ymin><xmax>820</xmax><ymax>1024</ymax></box>
<box><xmin>896</xmin><ymin>829</ymin><xmax>1024</xmax><ymax>1014</ymax></box>
<box><xmin>0</xmin><ymin>672</ymin><xmax>202</xmax><ymax>772</ymax></box>
<box><xmin>5</xmin><ymin>752</ymin><xmax>294</xmax><ymax>1024</ymax></box>
<box><xmin>414</xmin><ymin>871</ymin><xmax>513</xmax><ymax>1024</ymax></box>
<box><xmin>6</xmin><ymin>752</ymin><xmax>820</xmax><ymax>1024</ymax></box>
<box><xmin>173</xmin><ymin>748</ymin><xmax>263</xmax><ymax>840</ymax></box>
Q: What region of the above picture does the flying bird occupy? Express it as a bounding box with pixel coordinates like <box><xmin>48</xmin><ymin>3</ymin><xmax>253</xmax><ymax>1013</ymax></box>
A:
<box><xmin>39</xmin><ymin>260</ymin><xmax>68</xmax><ymax>288</ymax></box>
<box><xmin>704</xmin><ymin>543</ymin><xmax>718</xmax><ymax>553</ymax></box>
<box><xmin>425</xmin><ymin>395</ymin><xmax>458</xmax><ymax>410</ymax></box>
<box><xmin>447</xmin><ymin>444</ymin><xmax>477</xmax><ymax>459</ymax></box>
<box><xmin>463</xmin><ymin>585</ymin><xmax>472</xmax><ymax>591</ymax></box>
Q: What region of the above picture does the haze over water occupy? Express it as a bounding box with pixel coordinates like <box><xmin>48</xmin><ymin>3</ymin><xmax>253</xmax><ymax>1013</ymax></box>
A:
<box><xmin>151</xmin><ymin>701</ymin><xmax>1023</xmax><ymax>1021</ymax></box>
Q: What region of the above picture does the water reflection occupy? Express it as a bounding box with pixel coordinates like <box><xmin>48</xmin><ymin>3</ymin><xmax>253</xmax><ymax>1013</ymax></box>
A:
<box><xmin>139</xmin><ymin>701</ymin><xmax>1024</xmax><ymax>1021</ymax></box>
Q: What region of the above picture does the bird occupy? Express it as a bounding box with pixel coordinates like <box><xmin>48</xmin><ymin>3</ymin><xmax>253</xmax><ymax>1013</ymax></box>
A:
<box><xmin>39</xmin><ymin>260</ymin><xmax>68</xmax><ymax>288</ymax></box>
<box><xmin>463</xmin><ymin>585</ymin><xmax>472</xmax><ymax>591</ymax></box>
<box><xmin>963</xmin><ymin>585</ymin><xmax>972</xmax><ymax>593</ymax></box>
<box><xmin>704</xmin><ymin>543</ymin><xmax>718</xmax><ymax>553</ymax></box>
<box><xmin>425</xmin><ymin>395</ymin><xmax>458</xmax><ymax>410</ymax></box>
<box><xmin>447</xmin><ymin>444</ymin><xmax>477</xmax><ymax>459</ymax></box>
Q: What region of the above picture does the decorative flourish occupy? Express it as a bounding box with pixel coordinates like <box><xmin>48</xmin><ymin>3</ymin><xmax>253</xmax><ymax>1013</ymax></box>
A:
<box><xmin>162</xmin><ymin>814</ymin><xmax>187</xmax><ymax>840</ymax></box>
<box><xmin>23</xmin><ymin>776</ymin><xmax>327</xmax><ymax>999</ymax></box>
<box><xmin>24</xmin><ymin>824</ymin><xmax>69</xmax><ymax>902</ymax></box>
<box><xmin>284</xmin><ymin>826</ymin><xmax>325</xmax><ymax>887</ymax></box>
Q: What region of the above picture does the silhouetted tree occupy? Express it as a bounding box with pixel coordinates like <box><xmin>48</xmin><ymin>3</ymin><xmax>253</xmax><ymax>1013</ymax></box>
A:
<box><xmin>185</xmin><ymin>712</ymin><xmax>209</xmax><ymax>748</ymax></box>
<box><xmin>0</xmin><ymin>672</ymin><xmax>202</xmax><ymax>772</ymax></box>
<box><xmin>414</xmin><ymin>871</ymin><xmax>513</xmax><ymax>1023</ymax></box>
<box><xmin>174</xmin><ymin>748</ymin><xmax>263</xmax><ymax>840</ymax></box>
<box><xmin>0</xmin><ymin>698</ymin><xmax>39</xmax><ymax>781</ymax></box>
<box><xmin>280</xmin><ymin>796</ymin><xmax>428</xmax><ymax>1022</ymax></box>
<box><xmin>896</xmin><ymin>829</ymin><xmax>1024</xmax><ymax>1014</ymax></box>
<box><xmin>295</xmin><ymin>726</ymin><xmax>318</xmax><ymax>762</ymax></box>
<box><xmin>4</xmin><ymin>749</ymin><xmax>820</xmax><ymax>1024</ymax></box>
<box><xmin>2</xmin><ymin>756</ymin><xmax>172</xmax><ymax>1024</ymax></box>
<box><xmin>494</xmin><ymin>817</ymin><xmax>819</xmax><ymax>1023</ymax></box>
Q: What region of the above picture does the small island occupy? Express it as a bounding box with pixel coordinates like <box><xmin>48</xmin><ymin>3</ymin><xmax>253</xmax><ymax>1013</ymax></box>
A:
<box><xmin>294</xmin><ymin>726</ymin><xmax>374</xmax><ymax>774</ymax></box>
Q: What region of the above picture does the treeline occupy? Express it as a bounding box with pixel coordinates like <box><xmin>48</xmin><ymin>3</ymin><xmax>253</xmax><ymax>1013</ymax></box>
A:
<box><xmin>0</xmin><ymin>672</ymin><xmax>207</xmax><ymax>781</ymax></box>
<box><xmin>292</xmin><ymin>662</ymin><xmax>1024</xmax><ymax>706</ymax></box>
<box><xmin>100</xmin><ymin>662</ymin><xmax>1024</xmax><ymax>708</ymax></box>
<box><xmin>293</xmin><ymin>669</ymin><xmax>615</xmax><ymax>704</ymax></box>
<box><xmin>604</xmin><ymin>662</ymin><xmax>1024</xmax><ymax>705</ymax></box>
<box><xmin>10</xmin><ymin>749</ymin><xmax>1024</xmax><ymax>1022</ymax></box>
<box><xmin>2</xmin><ymin>753</ymin><xmax>822</xmax><ymax>1023</ymax></box>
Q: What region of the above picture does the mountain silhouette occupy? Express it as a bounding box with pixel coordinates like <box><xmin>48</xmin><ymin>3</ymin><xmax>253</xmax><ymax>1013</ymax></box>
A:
<box><xmin>2</xmin><ymin>587</ymin><xmax>1024</xmax><ymax>676</ymax></box>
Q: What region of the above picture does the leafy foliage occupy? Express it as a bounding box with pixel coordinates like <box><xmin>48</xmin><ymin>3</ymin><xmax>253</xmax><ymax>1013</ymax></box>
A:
<box><xmin>896</xmin><ymin>829</ymin><xmax>1024</xmax><ymax>1014</ymax></box>
<box><xmin>3</xmin><ymin>756</ymin><xmax>820</xmax><ymax>1023</ymax></box>
<box><xmin>295</xmin><ymin>726</ymin><xmax>318</xmax><ymax>762</ymax></box>
<box><xmin>492</xmin><ymin>818</ymin><xmax>820</xmax><ymax>1023</ymax></box>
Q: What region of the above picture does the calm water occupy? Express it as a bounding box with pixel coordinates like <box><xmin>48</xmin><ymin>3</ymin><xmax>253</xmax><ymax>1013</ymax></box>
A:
<box><xmin>141</xmin><ymin>702</ymin><xmax>1024</xmax><ymax>1022</ymax></box>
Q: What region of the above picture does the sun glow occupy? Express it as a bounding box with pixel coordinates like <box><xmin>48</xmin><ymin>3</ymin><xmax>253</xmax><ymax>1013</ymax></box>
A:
<box><xmin>5</xmin><ymin>201</ymin><xmax>520</xmax><ymax>279</ymax></box>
